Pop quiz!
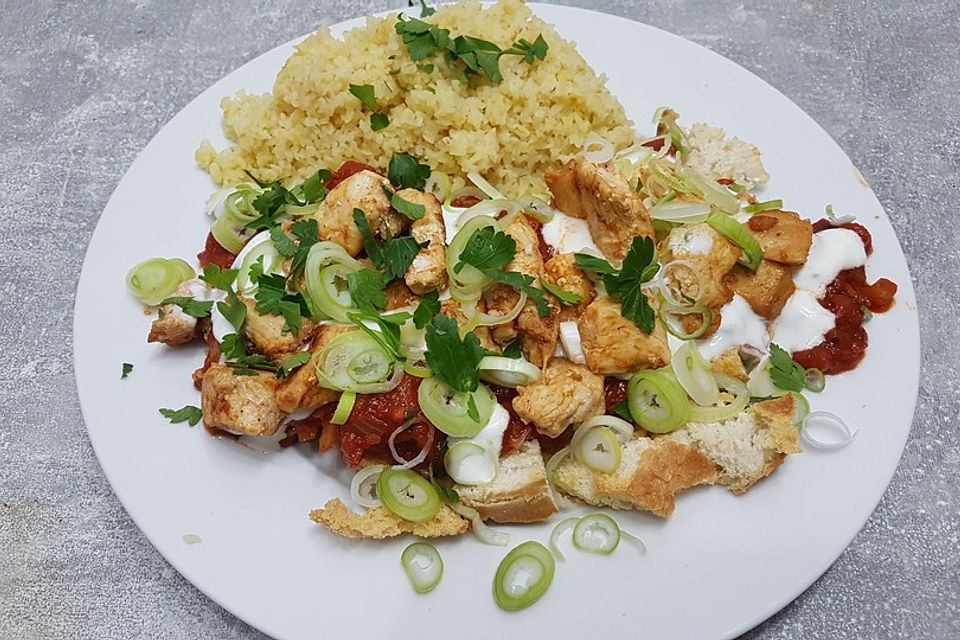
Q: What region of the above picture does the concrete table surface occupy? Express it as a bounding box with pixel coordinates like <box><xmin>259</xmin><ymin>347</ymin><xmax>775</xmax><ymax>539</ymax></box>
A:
<box><xmin>1</xmin><ymin>1</ymin><xmax>957</xmax><ymax>638</ymax></box>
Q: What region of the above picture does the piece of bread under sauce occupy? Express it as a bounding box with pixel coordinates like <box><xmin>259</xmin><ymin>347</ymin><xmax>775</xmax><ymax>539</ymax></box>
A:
<box><xmin>553</xmin><ymin>395</ymin><xmax>800</xmax><ymax>517</ymax></box>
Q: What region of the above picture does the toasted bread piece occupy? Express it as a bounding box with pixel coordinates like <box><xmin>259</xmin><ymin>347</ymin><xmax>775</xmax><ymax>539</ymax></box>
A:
<box><xmin>454</xmin><ymin>440</ymin><xmax>558</xmax><ymax>523</ymax></box>
<box><xmin>554</xmin><ymin>437</ymin><xmax>718</xmax><ymax>517</ymax></box>
<box><xmin>310</xmin><ymin>498</ymin><xmax>469</xmax><ymax>540</ymax></box>
<box><xmin>711</xmin><ymin>349</ymin><xmax>749</xmax><ymax>382</ymax></box>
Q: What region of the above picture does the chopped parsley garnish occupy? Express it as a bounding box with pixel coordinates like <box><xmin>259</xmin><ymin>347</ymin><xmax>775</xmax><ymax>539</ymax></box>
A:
<box><xmin>387</xmin><ymin>152</ymin><xmax>432</xmax><ymax>190</ymax></box>
<box><xmin>299</xmin><ymin>169</ymin><xmax>331</xmax><ymax>203</ymax></box>
<box><xmin>346</xmin><ymin>268</ymin><xmax>389</xmax><ymax>313</ymax></box>
<box><xmin>217</xmin><ymin>295</ymin><xmax>247</xmax><ymax>333</ymax></box>
<box><xmin>394</xmin><ymin>15</ymin><xmax>548</xmax><ymax>84</ymax></box>
<box><xmin>159</xmin><ymin>405</ymin><xmax>202</xmax><ymax>426</ymax></box>
<box><xmin>159</xmin><ymin>296</ymin><xmax>213</xmax><ymax>318</ymax></box>
<box><xmin>486</xmin><ymin>270</ymin><xmax>549</xmax><ymax>317</ymax></box>
<box><xmin>416</xmin><ymin>0</ymin><xmax>436</xmax><ymax>18</ymax></box>
<box><xmin>289</xmin><ymin>218</ymin><xmax>319</xmax><ymax>278</ymax></box>
<box><xmin>252</xmin><ymin>272</ymin><xmax>309</xmax><ymax>336</ymax></box>
<box><xmin>239</xmin><ymin>170</ymin><xmax>329</xmax><ymax>230</ymax></box>
<box><xmin>501</xmin><ymin>340</ymin><xmax>523</xmax><ymax>359</ymax></box>
<box><xmin>610</xmin><ymin>399</ymin><xmax>633</xmax><ymax>422</ymax></box>
<box><xmin>278</xmin><ymin>351</ymin><xmax>312</xmax><ymax>378</ymax></box>
<box><xmin>219</xmin><ymin>333</ymin><xmax>246</xmax><ymax>360</ymax></box>
<box><xmin>370</xmin><ymin>112</ymin><xmax>390</xmax><ymax>131</ymax></box>
<box><xmin>768</xmin><ymin>343</ymin><xmax>806</xmax><ymax>392</ymax></box>
<box><xmin>226</xmin><ymin>354</ymin><xmax>279</xmax><ymax>376</ymax></box>
<box><xmin>348</xmin><ymin>311</ymin><xmax>411</xmax><ymax>362</ymax></box>
<box><xmin>348</xmin><ymin>83</ymin><xmax>377</xmax><ymax>110</ymax></box>
<box><xmin>540</xmin><ymin>278</ymin><xmax>583</xmax><ymax>306</ymax></box>
<box><xmin>413</xmin><ymin>290</ymin><xmax>441</xmax><ymax>329</ymax></box>
<box><xmin>382</xmin><ymin>185</ymin><xmax>426</xmax><ymax>220</ymax></box>
<box><xmin>200</xmin><ymin>264</ymin><xmax>239</xmax><ymax>292</ymax></box>
<box><xmin>270</xmin><ymin>226</ymin><xmax>297</xmax><ymax>257</ymax></box>
<box><xmin>353</xmin><ymin>208</ymin><xmax>424</xmax><ymax>282</ymax></box>
<box><xmin>121</xmin><ymin>362</ymin><xmax>133</xmax><ymax>379</ymax></box>
<box><xmin>424</xmin><ymin>314</ymin><xmax>486</xmax><ymax>394</ymax></box>
<box><xmin>575</xmin><ymin>236</ymin><xmax>659</xmax><ymax>333</ymax></box>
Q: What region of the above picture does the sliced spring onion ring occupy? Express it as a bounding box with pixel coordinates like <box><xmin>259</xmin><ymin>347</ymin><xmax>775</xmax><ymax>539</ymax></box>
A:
<box><xmin>572</xmin><ymin>513</ymin><xmax>621</xmax><ymax>555</ymax></box>
<box><xmin>493</xmin><ymin>541</ymin><xmax>556</xmax><ymax>612</ymax></box>
<box><xmin>126</xmin><ymin>258</ymin><xmax>195</xmax><ymax>306</ymax></box>
<box><xmin>679</xmin><ymin>165</ymin><xmax>739</xmax><ymax>214</ymax></box>
<box><xmin>790</xmin><ymin>390</ymin><xmax>810</xmax><ymax>426</ymax></box>
<box><xmin>456</xmin><ymin>198</ymin><xmax>522</xmax><ymax>228</ymax></box>
<box><xmin>804</xmin><ymin>368</ymin><xmax>826</xmax><ymax>393</ymax></box>
<box><xmin>444</xmin><ymin>441</ymin><xmax>496</xmax><ymax>485</ymax></box>
<box><xmin>572</xmin><ymin>426</ymin><xmax>622</xmax><ymax>473</ymax></box>
<box><xmin>350</xmin><ymin>465</ymin><xmax>384</xmax><ymax>509</ymax></box>
<box><xmin>582</xmin><ymin>133</ymin><xmax>615</xmax><ymax>164</ymax></box>
<box><xmin>401</xmin><ymin>543</ymin><xmax>443</xmax><ymax>594</ymax></box>
<box><xmin>445</xmin><ymin>214</ymin><xmax>498</xmax><ymax>302</ymax></box>
<box><xmin>688</xmin><ymin>374</ymin><xmax>750</xmax><ymax>423</ymax></box>
<box><xmin>417</xmin><ymin>377</ymin><xmax>495</xmax><ymax>437</ymax></box>
<box><xmin>467</xmin><ymin>171</ymin><xmax>507</xmax><ymax>200</ymax></box>
<box><xmin>233</xmin><ymin>230</ymin><xmax>283</xmax><ymax>296</ymax></box>
<box><xmin>649</xmin><ymin>201</ymin><xmax>712</xmax><ymax>223</ymax></box>
<box><xmin>659</xmin><ymin>302</ymin><xmax>713</xmax><ymax>340</ymax></box>
<box><xmin>706</xmin><ymin>210</ymin><xmax>764</xmax><ymax>271</ymax></box>
<box><xmin>558</xmin><ymin>321</ymin><xmax>586</xmax><ymax>364</ymax></box>
<box><xmin>450</xmin><ymin>502</ymin><xmax>510</xmax><ymax>546</ymax></box>
<box><xmin>543</xmin><ymin>446</ymin><xmax>576</xmax><ymax>510</ymax></box>
<box><xmin>402</xmin><ymin>361</ymin><xmax>433</xmax><ymax>378</ymax></box>
<box><xmin>516</xmin><ymin>195</ymin><xmax>554</xmax><ymax>223</ymax></box>
<box><xmin>479</xmin><ymin>355</ymin><xmax>540</xmax><ymax>388</ymax></box>
<box><xmin>316</xmin><ymin>331</ymin><xmax>402</xmax><ymax>394</ymax></box>
<box><xmin>658</xmin><ymin>259</ymin><xmax>705</xmax><ymax>308</ymax></box>
<box><xmin>671</xmin><ymin>342</ymin><xmax>720</xmax><ymax>406</ymax></box>
<box><xmin>424</xmin><ymin>170</ymin><xmax>451</xmax><ymax>203</ymax></box>
<box><xmin>549</xmin><ymin>517</ymin><xmax>580</xmax><ymax>561</ymax></box>
<box><xmin>303</xmin><ymin>241</ymin><xmax>363</xmax><ymax>321</ymax></box>
<box><xmin>376</xmin><ymin>467</ymin><xmax>441</xmax><ymax>523</ymax></box>
<box><xmin>575</xmin><ymin>415</ymin><xmax>634</xmax><ymax>442</ymax></box>
<box><xmin>464</xmin><ymin>292</ymin><xmax>526</xmax><ymax>333</ymax></box>
<box><xmin>800</xmin><ymin>411</ymin><xmax>857</xmax><ymax>450</ymax></box>
<box><xmin>746</xmin><ymin>357</ymin><xmax>785</xmax><ymax>398</ymax></box>
<box><xmin>628</xmin><ymin>369</ymin><xmax>691</xmax><ymax>433</ymax></box>
<box><xmin>388</xmin><ymin>420</ymin><xmax>435</xmax><ymax>471</ymax></box>
<box><xmin>620</xmin><ymin>529</ymin><xmax>648</xmax><ymax>555</ymax></box>
<box><xmin>331</xmin><ymin>391</ymin><xmax>356</xmax><ymax>425</ymax></box>
<box><xmin>743</xmin><ymin>199</ymin><xmax>783</xmax><ymax>214</ymax></box>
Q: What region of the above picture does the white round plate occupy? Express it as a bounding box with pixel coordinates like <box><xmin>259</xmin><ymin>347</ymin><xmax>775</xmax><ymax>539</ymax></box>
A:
<box><xmin>75</xmin><ymin>4</ymin><xmax>920</xmax><ymax>639</ymax></box>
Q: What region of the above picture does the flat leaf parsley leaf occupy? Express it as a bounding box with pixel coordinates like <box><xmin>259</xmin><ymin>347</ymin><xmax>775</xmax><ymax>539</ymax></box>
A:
<box><xmin>253</xmin><ymin>272</ymin><xmax>309</xmax><ymax>336</ymax></box>
<box><xmin>424</xmin><ymin>314</ymin><xmax>486</xmax><ymax>394</ymax></box>
<box><xmin>417</xmin><ymin>0</ymin><xmax>436</xmax><ymax>18</ymax></box>
<box><xmin>387</xmin><ymin>152</ymin><xmax>432</xmax><ymax>190</ymax></box>
<box><xmin>575</xmin><ymin>236</ymin><xmax>658</xmax><ymax>333</ymax></box>
<box><xmin>159</xmin><ymin>405</ymin><xmax>202</xmax><ymax>427</ymax></box>
<box><xmin>370</xmin><ymin>112</ymin><xmax>390</xmax><ymax>131</ymax></box>
<box><xmin>352</xmin><ymin>209</ymin><xmax>426</xmax><ymax>280</ymax></box>
<box><xmin>346</xmin><ymin>268</ymin><xmax>388</xmax><ymax>313</ymax></box>
<box><xmin>348</xmin><ymin>83</ymin><xmax>377</xmax><ymax>110</ymax></box>
<box><xmin>381</xmin><ymin>184</ymin><xmax>426</xmax><ymax>221</ymax></box>
<box><xmin>159</xmin><ymin>296</ymin><xmax>213</xmax><ymax>318</ymax></box>
<box><xmin>454</xmin><ymin>226</ymin><xmax>515</xmax><ymax>274</ymax></box>
<box><xmin>278</xmin><ymin>351</ymin><xmax>312</xmax><ymax>378</ymax></box>
<box><xmin>768</xmin><ymin>343</ymin><xmax>806</xmax><ymax>392</ymax></box>
<box><xmin>540</xmin><ymin>278</ymin><xmax>583</xmax><ymax>306</ymax></box>
<box><xmin>121</xmin><ymin>362</ymin><xmax>133</xmax><ymax>379</ymax></box>
<box><xmin>413</xmin><ymin>290</ymin><xmax>440</xmax><ymax>330</ymax></box>
<box><xmin>270</xmin><ymin>226</ymin><xmax>297</xmax><ymax>257</ymax></box>
<box><xmin>200</xmin><ymin>264</ymin><xmax>239</xmax><ymax>291</ymax></box>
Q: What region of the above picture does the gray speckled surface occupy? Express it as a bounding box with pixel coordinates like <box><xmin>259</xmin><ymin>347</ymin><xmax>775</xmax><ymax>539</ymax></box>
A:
<box><xmin>1</xmin><ymin>1</ymin><xmax>957</xmax><ymax>638</ymax></box>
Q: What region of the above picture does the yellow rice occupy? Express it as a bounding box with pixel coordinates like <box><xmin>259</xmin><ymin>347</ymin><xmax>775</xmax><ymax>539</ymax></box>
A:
<box><xmin>196</xmin><ymin>0</ymin><xmax>633</xmax><ymax>196</ymax></box>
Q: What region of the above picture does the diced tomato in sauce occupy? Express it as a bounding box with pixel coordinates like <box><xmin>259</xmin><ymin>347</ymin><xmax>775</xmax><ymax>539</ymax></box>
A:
<box><xmin>604</xmin><ymin>378</ymin><xmax>628</xmax><ymax>412</ymax></box>
<box><xmin>327</xmin><ymin>160</ymin><xmax>380</xmax><ymax>190</ymax></box>
<box><xmin>197</xmin><ymin>232</ymin><xmax>237</xmax><ymax>269</ymax></box>
<box><xmin>793</xmin><ymin>222</ymin><xmax>897</xmax><ymax>375</ymax></box>
<box><xmin>489</xmin><ymin>385</ymin><xmax>532</xmax><ymax>457</ymax></box>
<box><xmin>526</xmin><ymin>217</ymin><xmax>555</xmax><ymax>261</ymax></box>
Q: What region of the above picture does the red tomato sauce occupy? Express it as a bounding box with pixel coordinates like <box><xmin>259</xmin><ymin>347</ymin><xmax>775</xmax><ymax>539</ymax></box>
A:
<box><xmin>326</xmin><ymin>160</ymin><xmax>380</xmax><ymax>190</ymax></box>
<box><xmin>489</xmin><ymin>384</ymin><xmax>532</xmax><ymax>457</ymax></box>
<box><xmin>526</xmin><ymin>217</ymin><xmax>555</xmax><ymax>262</ymax></box>
<box><xmin>197</xmin><ymin>232</ymin><xmax>237</xmax><ymax>269</ymax></box>
<box><xmin>604</xmin><ymin>378</ymin><xmax>628</xmax><ymax>411</ymax></box>
<box><xmin>450</xmin><ymin>194</ymin><xmax>482</xmax><ymax>208</ymax></box>
<box><xmin>792</xmin><ymin>220</ymin><xmax>897</xmax><ymax>375</ymax></box>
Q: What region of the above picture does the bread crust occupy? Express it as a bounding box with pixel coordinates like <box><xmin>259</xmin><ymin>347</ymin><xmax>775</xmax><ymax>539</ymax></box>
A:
<box><xmin>309</xmin><ymin>498</ymin><xmax>468</xmax><ymax>540</ymax></box>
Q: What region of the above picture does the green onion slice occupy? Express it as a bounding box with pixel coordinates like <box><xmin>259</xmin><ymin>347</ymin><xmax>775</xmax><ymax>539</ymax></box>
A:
<box><xmin>572</xmin><ymin>513</ymin><xmax>621</xmax><ymax>555</ymax></box>
<box><xmin>126</xmin><ymin>257</ymin><xmax>194</xmax><ymax>306</ymax></box>
<box><xmin>671</xmin><ymin>342</ymin><xmax>720</xmax><ymax>406</ymax></box>
<box><xmin>449</xmin><ymin>502</ymin><xmax>510</xmax><ymax>546</ymax></box>
<box><xmin>464</xmin><ymin>292</ymin><xmax>527</xmax><ymax>333</ymax></box>
<box><xmin>402</xmin><ymin>361</ymin><xmax>433</xmax><ymax>378</ymax></box>
<box><xmin>679</xmin><ymin>165</ymin><xmax>739</xmax><ymax>214</ymax></box>
<box><xmin>548</xmin><ymin>517</ymin><xmax>580</xmax><ymax>562</ymax></box>
<box><xmin>743</xmin><ymin>199</ymin><xmax>783</xmax><ymax>214</ymax></box>
<box><xmin>706</xmin><ymin>210</ymin><xmax>764</xmax><ymax>271</ymax></box>
<box><xmin>445</xmin><ymin>215</ymin><xmax>498</xmax><ymax>303</ymax></box>
<box><xmin>659</xmin><ymin>302</ymin><xmax>713</xmax><ymax>341</ymax></box>
<box><xmin>478</xmin><ymin>355</ymin><xmax>540</xmax><ymax>388</ymax></box>
<box><xmin>467</xmin><ymin>171</ymin><xmax>507</xmax><ymax>200</ymax></box>
<box><xmin>800</xmin><ymin>410</ymin><xmax>857</xmax><ymax>450</ymax></box>
<box><xmin>493</xmin><ymin>541</ymin><xmax>556</xmax><ymax>612</ymax></box>
<box><xmin>303</xmin><ymin>241</ymin><xmax>364</xmax><ymax>321</ymax></box>
<box><xmin>316</xmin><ymin>331</ymin><xmax>402</xmax><ymax>394</ymax></box>
<box><xmin>350</xmin><ymin>464</ymin><xmax>384</xmax><ymax>509</ymax></box>
<box><xmin>789</xmin><ymin>390</ymin><xmax>810</xmax><ymax>426</ymax></box>
<box><xmin>331</xmin><ymin>391</ymin><xmax>356</xmax><ymax>425</ymax></box>
<box><xmin>804</xmin><ymin>368</ymin><xmax>826</xmax><ymax>393</ymax></box>
<box><xmin>570</xmin><ymin>415</ymin><xmax>633</xmax><ymax>474</ymax></box>
<box><xmin>746</xmin><ymin>357</ymin><xmax>786</xmax><ymax>399</ymax></box>
<box><xmin>401</xmin><ymin>542</ymin><xmax>443</xmax><ymax>594</ymax></box>
<box><xmin>417</xmin><ymin>377</ymin><xmax>495</xmax><ymax>437</ymax></box>
<box><xmin>628</xmin><ymin>369</ymin><xmax>691</xmax><ymax>433</ymax></box>
<box><xmin>444</xmin><ymin>441</ymin><xmax>496</xmax><ymax>485</ymax></box>
<box><xmin>688</xmin><ymin>373</ymin><xmax>749</xmax><ymax>423</ymax></box>
<box><xmin>376</xmin><ymin>467</ymin><xmax>441</xmax><ymax>523</ymax></box>
<box><xmin>424</xmin><ymin>170</ymin><xmax>451</xmax><ymax>203</ymax></box>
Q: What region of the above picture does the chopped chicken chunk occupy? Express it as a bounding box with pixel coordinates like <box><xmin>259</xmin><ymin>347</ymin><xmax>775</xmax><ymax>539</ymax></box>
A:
<box><xmin>201</xmin><ymin>364</ymin><xmax>284</xmax><ymax>436</ymax></box>
<box><xmin>577</xmin><ymin>297</ymin><xmax>670</xmax><ymax>375</ymax></box>
<box><xmin>545</xmin><ymin>158</ymin><xmax>655</xmax><ymax>263</ymax></box>
<box><xmin>440</xmin><ymin>299</ymin><xmax>497</xmax><ymax>353</ymax></box>
<box><xmin>543</xmin><ymin>253</ymin><xmax>596</xmax><ymax>321</ymax></box>
<box><xmin>685</xmin><ymin>123</ymin><xmax>769</xmax><ymax>186</ymax></box>
<box><xmin>399</xmin><ymin>188</ymin><xmax>448</xmax><ymax>294</ymax></box>
<box><xmin>659</xmin><ymin>223</ymin><xmax>741</xmax><ymax>310</ymax></box>
<box><xmin>725</xmin><ymin>260</ymin><xmax>795</xmax><ymax>320</ymax></box>
<box><xmin>517</xmin><ymin>297</ymin><xmax>560</xmax><ymax>368</ymax></box>
<box><xmin>744</xmin><ymin>210</ymin><xmax>813</xmax><ymax>265</ymax></box>
<box><xmin>241</xmin><ymin>297</ymin><xmax>316</xmax><ymax>361</ymax></box>
<box><xmin>384</xmin><ymin>280</ymin><xmax>419</xmax><ymax>311</ymax></box>
<box><xmin>512</xmin><ymin>359</ymin><xmax>605</xmax><ymax>438</ymax></box>
<box><xmin>485</xmin><ymin>215</ymin><xmax>544</xmax><ymax>346</ymax></box>
<box><xmin>274</xmin><ymin>325</ymin><xmax>352</xmax><ymax>413</ymax></box>
<box><xmin>147</xmin><ymin>279</ymin><xmax>209</xmax><ymax>346</ymax></box>
<box><xmin>314</xmin><ymin>170</ymin><xmax>407</xmax><ymax>255</ymax></box>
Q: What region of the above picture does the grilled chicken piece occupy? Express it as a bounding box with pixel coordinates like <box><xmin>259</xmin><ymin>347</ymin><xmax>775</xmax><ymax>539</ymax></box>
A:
<box><xmin>398</xmin><ymin>188</ymin><xmax>448</xmax><ymax>295</ymax></box>
<box><xmin>577</xmin><ymin>297</ymin><xmax>670</xmax><ymax>375</ymax></box>
<box><xmin>201</xmin><ymin>364</ymin><xmax>285</xmax><ymax>436</ymax></box>
<box><xmin>743</xmin><ymin>210</ymin><xmax>813</xmax><ymax>265</ymax></box>
<box><xmin>314</xmin><ymin>170</ymin><xmax>407</xmax><ymax>255</ymax></box>
<box><xmin>274</xmin><ymin>324</ymin><xmax>352</xmax><ymax>413</ymax></box>
<box><xmin>241</xmin><ymin>298</ymin><xmax>316</xmax><ymax>361</ymax></box>
<box><xmin>543</xmin><ymin>253</ymin><xmax>596</xmax><ymax>321</ymax></box>
<box><xmin>725</xmin><ymin>260</ymin><xmax>796</xmax><ymax>320</ymax></box>
<box><xmin>660</xmin><ymin>223</ymin><xmax>741</xmax><ymax>311</ymax></box>
<box><xmin>545</xmin><ymin>158</ymin><xmax>655</xmax><ymax>263</ymax></box>
<box><xmin>517</xmin><ymin>297</ymin><xmax>560</xmax><ymax>368</ymax></box>
<box><xmin>485</xmin><ymin>214</ymin><xmax>545</xmax><ymax>346</ymax></box>
<box><xmin>512</xmin><ymin>358</ymin><xmax>605</xmax><ymax>438</ymax></box>
<box><xmin>439</xmin><ymin>299</ymin><xmax>497</xmax><ymax>353</ymax></box>
<box><xmin>384</xmin><ymin>280</ymin><xmax>420</xmax><ymax>311</ymax></box>
<box><xmin>147</xmin><ymin>279</ymin><xmax>209</xmax><ymax>346</ymax></box>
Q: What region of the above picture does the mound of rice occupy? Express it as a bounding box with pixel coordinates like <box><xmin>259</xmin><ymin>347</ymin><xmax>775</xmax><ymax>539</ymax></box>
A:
<box><xmin>196</xmin><ymin>0</ymin><xmax>634</xmax><ymax>196</ymax></box>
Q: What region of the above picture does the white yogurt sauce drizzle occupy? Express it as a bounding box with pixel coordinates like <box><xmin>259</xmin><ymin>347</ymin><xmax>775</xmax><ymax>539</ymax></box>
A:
<box><xmin>770</xmin><ymin>289</ymin><xmax>836</xmax><ymax>353</ymax></box>
<box><xmin>541</xmin><ymin>211</ymin><xmax>600</xmax><ymax>255</ymax></box>
<box><xmin>697</xmin><ymin>294</ymin><xmax>769</xmax><ymax>361</ymax></box>
<box><xmin>793</xmin><ymin>228</ymin><xmax>867</xmax><ymax>297</ymax></box>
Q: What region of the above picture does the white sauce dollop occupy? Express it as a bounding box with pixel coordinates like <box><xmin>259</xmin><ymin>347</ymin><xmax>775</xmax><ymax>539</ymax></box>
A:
<box><xmin>769</xmin><ymin>289</ymin><xmax>836</xmax><ymax>352</ymax></box>
<box><xmin>541</xmin><ymin>211</ymin><xmax>600</xmax><ymax>255</ymax></box>
<box><xmin>445</xmin><ymin>404</ymin><xmax>511</xmax><ymax>485</ymax></box>
<box><xmin>667</xmin><ymin>224</ymin><xmax>714</xmax><ymax>256</ymax></box>
<box><xmin>793</xmin><ymin>228</ymin><xmax>867</xmax><ymax>297</ymax></box>
<box><xmin>698</xmin><ymin>294</ymin><xmax>769</xmax><ymax>361</ymax></box>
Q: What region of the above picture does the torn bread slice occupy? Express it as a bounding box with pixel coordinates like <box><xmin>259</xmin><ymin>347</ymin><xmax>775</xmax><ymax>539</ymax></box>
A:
<box><xmin>454</xmin><ymin>440</ymin><xmax>558</xmax><ymax>524</ymax></box>
<box><xmin>553</xmin><ymin>437</ymin><xmax>718</xmax><ymax>518</ymax></box>
<box><xmin>310</xmin><ymin>498</ymin><xmax>468</xmax><ymax>540</ymax></box>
